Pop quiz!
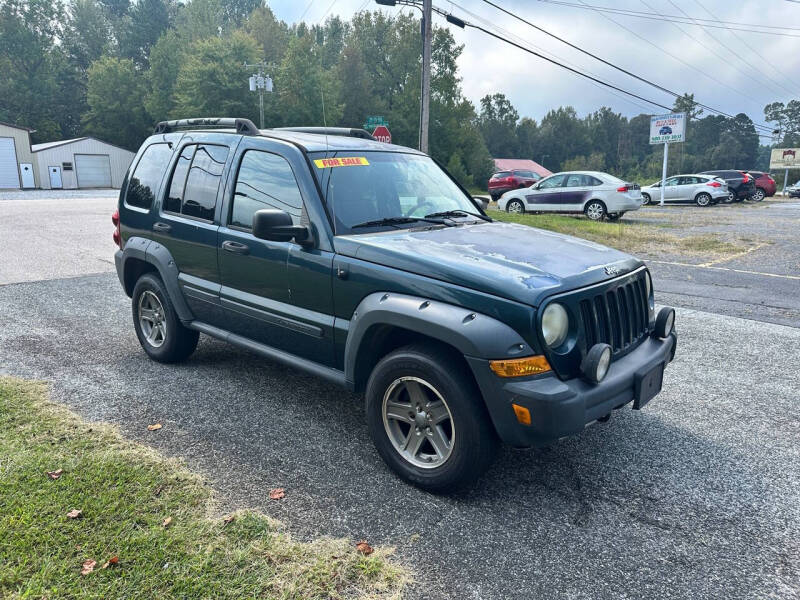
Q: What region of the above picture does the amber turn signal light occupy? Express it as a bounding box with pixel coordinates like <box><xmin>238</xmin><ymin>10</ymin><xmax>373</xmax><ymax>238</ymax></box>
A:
<box><xmin>489</xmin><ymin>355</ymin><xmax>551</xmax><ymax>377</ymax></box>
<box><xmin>512</xmin><ymin>403</ymin><xmax>532</xmax><ymax>425</ymax></box>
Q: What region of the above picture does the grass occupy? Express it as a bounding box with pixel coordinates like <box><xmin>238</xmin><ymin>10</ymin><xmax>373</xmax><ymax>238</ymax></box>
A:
<box><xmin>492</xmin><ymin>210</ymin><xmax>747</xmax><ymax>258</ymax></box>
<box><xmin>0</xmin><ymin>378</ymin><xmax>407</xmax><ymax>599</ymax></box>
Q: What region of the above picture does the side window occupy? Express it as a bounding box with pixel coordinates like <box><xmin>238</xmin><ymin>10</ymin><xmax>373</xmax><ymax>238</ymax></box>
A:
<box><xmin>538</xmin><ymin>174</ymin><xmax>565</xmax><ymax>189</ymax></box>
<box><xmin>565</xmin><ymin>174</ymin><xmax>583</xmax><ymax>187</ymax></box>
<box><xmin>125</xmin><ymin>143</ymin><xmax>172</xmax><ymax>210</ymax></box>
<box><xmin>164</xmin><ymin>145</ymin><xmax>195</xmax><ymax>214</ymax></box>
<box><xmin>588</xmin><ymin>176</ymin><xmax>603</xmax><ymax>186</ymax></box>
<box><xmin>665</xmin><ymin>176</ymin><xmax>680</xmax><ymax>186</ymax></box>
<box><xmin>230</xmin><ymin>150</ymin><xmax>304</xmax><ymax>230</ymax></box>
<box><xmin>182</xmin><ymin>144</ymin><xmax>228</xmax><ymax>221</ymax></box>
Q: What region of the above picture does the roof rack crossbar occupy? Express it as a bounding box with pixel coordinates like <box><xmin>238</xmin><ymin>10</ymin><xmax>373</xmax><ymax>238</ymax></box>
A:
<box><xmin>153</xmin><ymin>118</ymin><xmax>259</xmax><ymax>136</ymax></box>
<box><xmin>274</xmin><ymin>127</ymin><xmax>376</xmax><ymax>141</ymax></box>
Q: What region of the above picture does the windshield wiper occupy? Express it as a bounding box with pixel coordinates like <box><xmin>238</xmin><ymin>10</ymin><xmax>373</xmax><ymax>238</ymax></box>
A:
<box><xmin>351</xmin><ymin>216</ymin><xmax>448</xmax><ymax>229</ymax></box>
<box><xmin>424</xmin><ymin>209</ymin><xmax>492</xmax><ymax>222</ymax></box>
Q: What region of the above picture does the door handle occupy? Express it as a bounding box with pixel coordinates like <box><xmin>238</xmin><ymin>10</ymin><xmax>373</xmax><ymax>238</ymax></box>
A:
<box><xmin>152</xmin><ymin>222</ymin><xmax>172</xmax><ymax>233</ymax></box>
<box><xmin>221</xmin><ymin>240</ymin><xmax>250</xmax><ymax>255</ymax></box>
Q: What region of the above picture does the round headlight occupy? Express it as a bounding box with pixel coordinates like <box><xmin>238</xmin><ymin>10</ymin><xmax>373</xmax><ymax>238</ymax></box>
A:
<box><xmin>541</xmin><ymin>303</ymin><xmax>569</xmax><ymax>347</ymax></box>
<box><xmin>581</xmin><ymin>343</ymin><xmax>612</xmax><ymax>384</ymax></box>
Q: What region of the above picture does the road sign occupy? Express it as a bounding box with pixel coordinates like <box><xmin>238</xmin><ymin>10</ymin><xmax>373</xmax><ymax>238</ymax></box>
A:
<box><xmin>769</xmin><ymin>148</ymin><xmax>800</xmax><ymax>169</ymax></box>
<box><xmin>364</xmin><ymin>115</ymin><xmax>388</xmax><ymax>130</ymax></box>
<box><xmin>372</xmin><ymin>125</ymin><xmax>392</xmax><ymax>144</ymax></box>
<box><xmin>649</xmin><ymin>113</ymin><xmax>686</xmax><ymax>144</ymax></box>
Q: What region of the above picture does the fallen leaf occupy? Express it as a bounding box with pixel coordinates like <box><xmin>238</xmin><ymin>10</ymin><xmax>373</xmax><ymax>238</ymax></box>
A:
<box><xmin>66</xmin><ymin>509</ymin><xmax>82</xmax><ymax>519</ymax></box>
<box><xmin>102</xmin><ymin>556</ymin><xmax>119</xmax><ymax>569</ymax></box>
<box><xmin>162</xmin><ymin>516</ymin><xmax>172</xmax><ymax>528</ymax></box>
<box><xmin>46</xmin><ymin>469</ymin><xmax>63</xmax><ymax>480</ymax></box>
<box><xmin>153</xmin><ymin>484</ymin><xmax>165</xmax><ymax>497</ymax></box>
<box><xmin>223</xmin><ymin>515</ymin><xmax>235</xmax><ymax>526</ymax></box>
<box><xmin>147</xmin><ymin>423</ymin><xmax>162</xmax><ymax>431</ymax></box>
<box><xmin>355</xmin><ymin>540</ymin><xmax>373</xmax><ymax>556</ymax></box>
<box><xmin>81</xmin><ymin>559</ymin><xmax>96</xmax><ymax>576</ymax></box>
<box><xmin>268</xmin><ymin>488</ymin><xmax>285</xmax><ymax>500</ymax></box>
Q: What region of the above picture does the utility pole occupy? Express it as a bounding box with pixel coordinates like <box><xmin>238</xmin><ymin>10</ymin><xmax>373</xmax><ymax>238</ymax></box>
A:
<box><xmin>420</xmin><ymin>0</ymin><xmax>432</xmax><ymax>153</ymax></box>
<box><xmin>244</xmin><ymin>61</ymin><xmax>275</xmax><ymax>129</ymax></box>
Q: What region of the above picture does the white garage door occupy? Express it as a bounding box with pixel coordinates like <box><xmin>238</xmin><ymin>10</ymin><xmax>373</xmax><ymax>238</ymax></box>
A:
<box><xmin>75</xmin><ymin>154</ymin><xmax>112</xmax><ymax>188</ymax></box>
<box><xmin>0</xmin><ymin>137</ymin><xmax>20</xmax><ymax>189</ymax></box>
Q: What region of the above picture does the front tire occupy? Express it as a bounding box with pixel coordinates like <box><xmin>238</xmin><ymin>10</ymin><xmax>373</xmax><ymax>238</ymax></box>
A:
<box><xmin>584</xmin><ymin>199</ymin><xmax>607</xmax><ymax>221</ymax></box>
<box><xmin>695</xmin><ymin>192</ymin><xmax>712</xmax><ymax>207</ymax></box>
<box><xmin>365</xmin><ymin>344</ymin><xmax>498</xmax><ymax>493</ymax></box>
<box><xmin>132</xmin><ymin>273</ymin><xmax>199</xmax><ymax>363</ymax></box>
<box><xmin>506</xmin><ymin>199</ymin><xmax>525</xmax><ymax>214</ymax></box>
<box><xmin>641</xmin><ymin>193</ymin><xmax>651</xmax><ymax>206</ymax></box>
<box><xmin>725</xmin><ymin>191</ymin><xmax>735</xmax><ymax>203</ymax></box>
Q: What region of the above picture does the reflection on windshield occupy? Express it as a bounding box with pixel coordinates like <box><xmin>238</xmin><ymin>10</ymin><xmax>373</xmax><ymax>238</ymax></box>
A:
<box><xmin>311</xmin><ymin>151</ymin><xmax>481</xmax><ymax>234</ymax></box>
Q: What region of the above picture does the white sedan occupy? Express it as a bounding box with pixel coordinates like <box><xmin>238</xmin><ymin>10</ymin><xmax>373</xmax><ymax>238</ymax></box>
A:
<box><xmin>498</xmin><ymin>170</ymin><xmax>643</xmax><ymax>221</ymax></box>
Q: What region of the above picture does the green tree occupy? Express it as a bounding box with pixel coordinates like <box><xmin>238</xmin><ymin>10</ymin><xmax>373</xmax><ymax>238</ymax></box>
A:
<box><xmin>244</xmin><ymin>5</ymin><xmax>290</xmax><ymax>65</ymax></box>
<box><xmin>145</xmin><ymin>29</ymin><xmax>184</xmax><ymax>120</ymax></box>
<box><xmin>337</xmin><ymin>43</ymin><xmax>372</xmax><ymax>127</ymax></box>
<box><xmin>63</xmin><ymin>0</ymin><xmax>112</xmax><ymax>72</ymax></box>
<box><xmin>277</xmin><ymin>34</ymin><xmax>341</xmax><ymax>126</ymax></box>
<box><xmin>477</xmin><ymin>93</ymin><xmax>519</xmax><ymax>157</ymax></box>
<box><xmin>82</xmin><ymin>56</ymin><xmax>150</xmax><ymax>149</ymax></box>
<box><xmin>536</xmin><ymin>106</ymin><xmax>589</xmax><ymax>170</ymax></box>
<box><xmin>172</xmin><ymin>32</ymin><xmax>260</xmax><ymax>121</ymax></box>
<box><xmin>119</xmin><ymin>0</ymin><xmax>172</xmax><ymax>67</ymax></box>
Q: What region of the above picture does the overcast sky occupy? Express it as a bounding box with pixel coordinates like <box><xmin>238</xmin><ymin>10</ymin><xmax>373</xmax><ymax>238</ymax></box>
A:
<box><xmin>268</xmin><ymin>0</ymin><xmax>799</xmax><ymax>132</ymax></box>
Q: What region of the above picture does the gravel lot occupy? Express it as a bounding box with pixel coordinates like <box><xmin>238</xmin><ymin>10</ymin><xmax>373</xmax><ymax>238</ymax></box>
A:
<box><xmin>1</xmin><ymin>191</ymin><xmax>798</xmax><ymax>599</ymax></box>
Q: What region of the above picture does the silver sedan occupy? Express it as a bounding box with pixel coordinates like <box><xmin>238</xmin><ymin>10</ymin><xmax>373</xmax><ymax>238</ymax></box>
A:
<box><xmin>641</xmin><ymin>174</ymin><xmax>728</xmax><ymax>206</ymax></box>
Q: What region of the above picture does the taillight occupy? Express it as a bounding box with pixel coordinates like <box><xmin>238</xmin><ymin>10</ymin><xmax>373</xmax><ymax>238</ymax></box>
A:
<box><xmin>741</xmin><ymin>172</ymin><xmax>750</xmax><ymax>183</ymax></box>
<box><xmin>617</xmin><ymin>185</ymin><xmax>630</xmax><ymax>192</ymax></box>
<box><xmin>112</xmin><ymin>209</ymin><xmax>121</xmax><ymax>247</ymax></box>
<box><xmin>707</xmin><ymin>181</ymin><xmax>721</xmax><ymax>187</ymax></box>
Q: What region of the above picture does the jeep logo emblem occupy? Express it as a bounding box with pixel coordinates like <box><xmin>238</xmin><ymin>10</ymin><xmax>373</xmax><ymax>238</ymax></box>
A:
<box><xmin>604</xmin><ymin>265</ymin><xmax>621</xmax><ymax>276</ymax></box>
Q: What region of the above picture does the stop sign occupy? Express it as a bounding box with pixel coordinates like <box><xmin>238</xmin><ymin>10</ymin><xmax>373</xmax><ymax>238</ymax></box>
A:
<box><xmin>372</xmin><ymin>125</ymin><xmax>391</xmax><ymax>144</ymax></box>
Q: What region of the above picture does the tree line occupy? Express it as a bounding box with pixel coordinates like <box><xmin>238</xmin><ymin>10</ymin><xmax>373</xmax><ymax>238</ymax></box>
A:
<box><xmin>0</xmin><ymin>0</ymin><xmax>794</xmax><ymax>188</ymax></box>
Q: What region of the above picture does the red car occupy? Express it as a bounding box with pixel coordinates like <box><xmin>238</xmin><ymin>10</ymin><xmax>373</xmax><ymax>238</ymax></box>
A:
<box><xmin>747</xmin><ymin>171</ymin><xmax>777</xmax><ymax>201</ymax></box>
<box><xmin>488</xmin><ymin>169</ymin><xmax>540</xmax><ymax>200</ymax></box>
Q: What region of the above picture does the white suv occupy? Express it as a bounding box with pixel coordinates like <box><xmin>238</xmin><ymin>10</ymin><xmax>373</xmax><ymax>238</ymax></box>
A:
<box><xmin>498</xmin><ymin>171</ymin><xmax>642</xmax><ymax>221</ymax></box>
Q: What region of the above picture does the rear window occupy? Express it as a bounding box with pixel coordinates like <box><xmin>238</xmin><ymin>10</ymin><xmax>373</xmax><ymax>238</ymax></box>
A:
<box><xmin>514</xmin><ymin>170</ymin><xmax>535</xmax><ymax>177</ymax></box>
<box><xmin>125</xmin><ymin>143</ymin><xmax>172</xmax><ymax>210</ymax></box>
<box><xmin>491</xmin><ymin>171</ymin><xmax>511</xmax><ymax>179</ymax></box>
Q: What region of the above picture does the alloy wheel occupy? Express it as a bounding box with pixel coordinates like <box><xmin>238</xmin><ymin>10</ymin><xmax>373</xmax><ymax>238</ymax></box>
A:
<box><xmin>382</xmin><ymin>376</ymin><xmax>454</xmax><ymax>469</ymax></box>
<box><xmin>507</xmin><ymin>200</ymin><xmax>523</xmax><ymax>214</ymax></box>
<box><xmin>138</xmin><ymin>290</ymin><xmax>167</xmax><ymax>348</ymax></box>
<box><xmin>752</xmin><ymin>189</ymin><xmax>765</xmax><ymax>202</ymax></box>
<box><xmin>586</xmin><ymin>202</ymin><xmax>604</xmax><ymax>220</ymax></box>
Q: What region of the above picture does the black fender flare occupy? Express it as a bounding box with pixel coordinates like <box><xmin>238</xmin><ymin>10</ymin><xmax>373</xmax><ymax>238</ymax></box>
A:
<box><xmin>117</xmin><ymin>236</ymin><xmax>194</xmax><ymax>322</ymax></box>
<box><xmin>343</xmin><ymin>292</ymin><xmax>533</xmax><ymax>387</ymax></box>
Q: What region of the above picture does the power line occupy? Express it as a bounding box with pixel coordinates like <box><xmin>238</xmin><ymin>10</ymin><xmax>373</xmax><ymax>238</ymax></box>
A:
<box><xmin>534</xmin><ymin>0</ymin><xmax>800</xmax><ymax>37</ymax></box>
<box><xmin>567</xmin><ymin>0</ymin><xmax>776</xmax><ymax>128</ymax></box>
<box><xmin>474</xmin><ymin>0</ymin><xmax>776</xmax><ymax>131</ymax></box>
<box><xmin>298</xmin><ymin>0</ymin><xmax>316</xmax><ymax>21</ymax></box>
<box><xmin>659</xmin><ymin>0</ymin><xmax>799</xmax><ymax>100</ymax></box>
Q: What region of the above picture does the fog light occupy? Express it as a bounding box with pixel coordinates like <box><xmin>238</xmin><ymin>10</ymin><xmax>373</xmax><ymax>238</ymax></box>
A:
<box><xmin>581</xmin><ymin>343</ymin><xmax>612</xmax><ymax>384</ymax></box>
<box><xmin>654</xmin><ymin>307</ymin><xmax>675</xmax><ymax>338</ymax></box>
<box><xmin>489</xmin><ymin>355</ymin><xmax>551</xmax><ymax>377</ymax></box>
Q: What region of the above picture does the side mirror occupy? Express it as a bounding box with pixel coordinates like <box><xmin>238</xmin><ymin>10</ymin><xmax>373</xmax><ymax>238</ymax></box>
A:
<box><xmin>252</xmin><ymin>209</ymin><xmax>311</xmax><ymax>245</ymax></box>
<box><xmin>472</xmin><ymin>196</ymin><xmax>489</xmax><ymax>210</ymax></box>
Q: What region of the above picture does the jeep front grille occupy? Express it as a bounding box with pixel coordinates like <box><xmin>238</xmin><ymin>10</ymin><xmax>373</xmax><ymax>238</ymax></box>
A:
<box><xmin>578</xmin><ymin>273</ymin><xmax>649</xmax><ymax>354</ymax></box>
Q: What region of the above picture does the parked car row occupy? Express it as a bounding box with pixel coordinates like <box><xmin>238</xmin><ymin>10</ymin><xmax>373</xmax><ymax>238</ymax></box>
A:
<box><xmin>497</xmin><ymin>170</ymin><xmax>642</xmax><ymax>221</ymax></box>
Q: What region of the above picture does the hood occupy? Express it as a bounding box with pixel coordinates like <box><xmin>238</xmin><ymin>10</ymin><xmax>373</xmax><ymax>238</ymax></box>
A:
<box><xmin>335</xmin><ymin>221</ymin><xmax>642</xmax><ymax>307</ymax></box>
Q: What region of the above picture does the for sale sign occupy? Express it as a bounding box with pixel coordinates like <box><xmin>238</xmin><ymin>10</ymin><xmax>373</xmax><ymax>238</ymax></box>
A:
<box><xmin>769</xmin><ymin>148</ymin><xmax>800</xmax><ymax>169</ymax></box>
<box><xmin>649</xmin><ymin>113</ymin><xmax>686</xmax><ymax>144</ymax></box>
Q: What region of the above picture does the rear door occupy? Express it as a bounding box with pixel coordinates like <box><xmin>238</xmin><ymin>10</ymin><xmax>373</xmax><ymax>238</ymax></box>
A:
<box><xmin>559</xmin><ymin>173</ymin><xmax>590</xmax><ymax>210</ymax></box>
<box><xmin>151</xmin><ymin>137</ymin><xmax>235</xmax><ymax>324</ymax></box>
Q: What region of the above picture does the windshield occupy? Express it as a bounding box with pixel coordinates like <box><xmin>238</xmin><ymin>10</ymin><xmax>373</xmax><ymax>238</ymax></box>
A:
<box><xmin>311</xmin><ymin>151</ymin><xmax>482</xmax><ymax>234</ymax></box>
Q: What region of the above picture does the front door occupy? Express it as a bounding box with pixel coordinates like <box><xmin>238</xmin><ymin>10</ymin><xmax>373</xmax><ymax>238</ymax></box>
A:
<box><xmin>662</xmin><ymin>176</ymin><xmax>680</xmax><ymax>202</ymax></box>
<box><xmin>218</xmin><ymin>145</ymin><xmax>335</xmax><ymax>366</ymax></box>
<box><xmin>524</xmin><ymin>173</ymin><xmax>566</xmax><ymax>210</ymax></box>
<box><xmin>49</xmin><ymin>166</ymin><xmax>63</xmax><ymax>189</ymax></box>
<box><xmin>20</xmin><ymin>163</ymin><xmax>34</xmax><ymax>188</ymax></box>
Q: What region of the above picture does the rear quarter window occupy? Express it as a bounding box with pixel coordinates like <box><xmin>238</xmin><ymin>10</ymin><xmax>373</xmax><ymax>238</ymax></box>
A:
<box><xmin>125</xmin><ymin>143</ymin><xmax>173</xmax><ymax>210</ymax></box>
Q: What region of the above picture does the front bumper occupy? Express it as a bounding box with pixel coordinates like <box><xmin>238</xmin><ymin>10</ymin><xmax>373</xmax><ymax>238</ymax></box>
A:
<box><xmin>467</xmin><ymin>331</ymin><xmax>677</xmax><ymax>447</ymax></box>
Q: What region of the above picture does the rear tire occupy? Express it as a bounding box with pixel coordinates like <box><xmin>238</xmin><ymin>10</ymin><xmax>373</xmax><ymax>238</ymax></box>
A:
<box><xmin>641</xmin><ymin>193</ymin><xmax>651</xmax><ymax>206</ymax></box>
<box><xmin>506</xmin><ymin>199</ymin><xmax>525</xmax><ymax>214</ymax></box>
<box><xmin>584</xmin><ymin>199</ymin><xmax>607</xmax><ymax>221</ymax></box>
<box><xmin>695</xmin><ymin>192</ymin><xmax>712</xmax><ymax>207</ymax></box>
<box><xmin>607</xmin><ymin>212</ymin><xmax>625</xmax><ymax>221</ymax></box>
<box><xmin>365</xmin><ymin>344</ymin><xmax>499</xmax><ymax>493</ymax></box>
<box><xmin>132</xmin><ymin>273</ymin><xmax>199</xmax><ymax>363</ymax></box>
<box><xmin>751</xmin><ymin>188</ymin><xmax>765</xmax><ymax>202</ymax></box>
<box><xmin>725</xmin><ymin>191</ymin><xmax>735</xmax><ymax>203</ymax></box>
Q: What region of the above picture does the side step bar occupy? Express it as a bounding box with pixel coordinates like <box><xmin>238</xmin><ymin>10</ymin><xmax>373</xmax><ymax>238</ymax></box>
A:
<box><xmin>187</xmin><ymin>321</ymin><xmax>347</xmax><ymax>387</ymax></box>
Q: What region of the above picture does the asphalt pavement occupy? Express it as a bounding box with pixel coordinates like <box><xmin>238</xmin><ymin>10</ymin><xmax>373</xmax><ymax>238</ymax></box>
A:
<box><xmin>1</xmin><ymin>192</ymin><xmax>798</xmax><ymax>599</ymax></box>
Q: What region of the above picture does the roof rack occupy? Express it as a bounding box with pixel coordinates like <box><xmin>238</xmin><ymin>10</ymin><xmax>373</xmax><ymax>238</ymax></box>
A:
<box><xmin>274</xmin><ymin>127</ymin><xmax>376</xmax><ymax>141</ymax></box>
<box><xmin>153</xmin><ymin>118</ymin><xmax>259</xmax><ymax>136</ymax></box>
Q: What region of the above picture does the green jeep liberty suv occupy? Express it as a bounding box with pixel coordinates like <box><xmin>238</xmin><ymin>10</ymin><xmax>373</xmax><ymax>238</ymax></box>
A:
<box><xmin>113</xmin><ymin>118</ymin><xmax>677</xmax><ymax>492</ymax></box>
